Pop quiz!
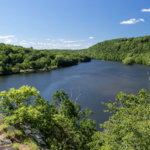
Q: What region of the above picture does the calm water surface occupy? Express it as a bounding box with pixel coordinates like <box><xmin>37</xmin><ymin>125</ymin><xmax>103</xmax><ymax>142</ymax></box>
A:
<box><xmin>0</xmin><ymin>60</ymin><xmax>150</xmax><ymax>131</ymax></box>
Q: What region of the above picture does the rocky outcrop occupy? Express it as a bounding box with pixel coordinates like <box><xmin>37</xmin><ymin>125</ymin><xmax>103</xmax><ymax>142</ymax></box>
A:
<box><xmin>0</xmin><ymin>129</ymin><xmax>17</xmax><ymax>150</ymax></box>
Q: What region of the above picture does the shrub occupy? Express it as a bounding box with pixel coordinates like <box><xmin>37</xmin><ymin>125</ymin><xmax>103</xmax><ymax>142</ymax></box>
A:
<box><xmin>122</xmin><ymin>57</ymin><xmax>134</xmax><ymax>65</ymax></box>
<box><xmin>88</xmin><ymin>89</ymin><xmax>150</xmax><ymax>149</ymax></box>
<box><xmin>0</xmin><ymin>86</ymin><xmax>96</xmax><ymax>150</ymax></box>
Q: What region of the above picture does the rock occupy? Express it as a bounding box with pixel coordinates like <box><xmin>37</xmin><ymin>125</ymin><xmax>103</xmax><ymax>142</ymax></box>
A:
<box><xmin>31</xmin><ymin>129</ymin><xmax>47</xmax><ymax>146</ymax></box>
<box><xmin>0</xmin><ymin>145</ymin><xmax>17</xmax><ymax>150</ymax></box>
<box><xmin>0</xmin><ymin>137</ymin><xmax>12</xmax><ymax>146</ymax></box>
<box><xmin>24</xmin><ymin>129</ymin><xmax>31</xmax><ymax>135</ymax></box>
<box><xmin>0</xmin><ymin>130</ymin><xmax>4</xmax><ymax>136</ymax></box>
<box><xmin>19</xmin><ymin>124</ymin><xmax>50</xmax><ymax>149</ymax></box>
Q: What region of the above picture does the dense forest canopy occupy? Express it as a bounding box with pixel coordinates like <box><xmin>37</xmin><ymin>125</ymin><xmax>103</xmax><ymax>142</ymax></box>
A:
<box><xmin>1</xmin><ymin>35</ymin><xmax>150</xmax><ymax>76</ymax></box>
<box><xmin>0</xmin><ymin>43</ymin><xmax>91</xmax><ymax>75</ymax></box>
<box><xmin>64</xmin><ymin>35</ymin><xmax>150</xmax><ymax>65</ymax></box>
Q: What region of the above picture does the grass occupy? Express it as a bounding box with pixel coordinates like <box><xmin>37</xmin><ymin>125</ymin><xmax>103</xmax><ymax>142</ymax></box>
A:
<box><xmin>27</xmin><ymin>138</ymin><xmax>40</xmax><ymax>150</ymax></box>
<box><xmin>0</xmin><ymin>124</ymin><xmax>41</xmax><ymax>150</ymax></box>
<box><xmin>13</xmin><ymin>143</ymin><xmax>20</xmax><ymax>150</ymax></box>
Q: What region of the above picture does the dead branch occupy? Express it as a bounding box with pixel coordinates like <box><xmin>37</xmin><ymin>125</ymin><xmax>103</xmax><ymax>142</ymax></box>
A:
<box><xmin>70</xmin><ymin>87</ymin><xmax>73</xmax><ymax>101</ymax></box>
<box><xmin>78</xmin><ymin>108</ymin><xmax>84</xmax><ymax>114</ymax></box>
<box><xmin>75</xmin><ymin>86</ymin><xmax>81</xmax><ymax>106</ymax></box>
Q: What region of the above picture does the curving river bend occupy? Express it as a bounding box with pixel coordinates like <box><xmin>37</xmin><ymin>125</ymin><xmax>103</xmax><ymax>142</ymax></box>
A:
<box><xmin>0</xmin><ymin>60</ymin><xmax>150</xmax><ymax>131</ymax></box>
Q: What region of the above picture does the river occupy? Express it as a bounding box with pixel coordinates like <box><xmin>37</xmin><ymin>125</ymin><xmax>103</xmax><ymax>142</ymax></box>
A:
<box><xmin>0</xmin><ymin>60</ymin><xmax>150</xmax><ymax>131</ymax></box>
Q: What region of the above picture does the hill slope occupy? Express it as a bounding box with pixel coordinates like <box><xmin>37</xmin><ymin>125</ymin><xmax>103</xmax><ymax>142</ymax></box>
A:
<box><xmin>69</xmin><ymin>35</ymin><xmax>150</xmax><ymax>65</ymax></box>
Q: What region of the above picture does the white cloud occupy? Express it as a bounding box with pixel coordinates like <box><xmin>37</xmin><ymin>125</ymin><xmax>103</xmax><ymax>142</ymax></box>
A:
<box><xmin>58</xmin><ymin>39</ymin><xmax>65</xmax><ymax>41</ymax></box>
<box><xmin>4</xmin><ymin>39</ymin><xmax>12</xmax><ymax>44</ymax></box>
<box><xmin>63</xmin><ymin>41</ymin><xmax>77</xmax><ymax>43</ymax></box>
<box><xmin>0</xmin><ymin>36</ymin><xmax>91</xmax><ymax>49</ymax></box>
<box><xmin>0</xmin><ymin>35</ymin><xmax>14</xmax><ymax>39</ymax></box>
<box><xmin>120</xmin><ymin>18</ymin><xmax>144</xmax><ymax>24</ymax></box>
<box><xmin>29</xmin><ymin>42</ymin><xmax>35</xmax><ymax>45</ymax></box>
<box><xmin>66</xmin><ymin>44</ymin><xmax>82</xmax><ymax>47</ymax></box>
<box><xmin>20</xmin><ymin>42</ymin><xmax>28</xmax><ymax>45</ymax></box>
<box><xmin>89</xmin><ymin>37</ymin><xmax>93</xmax><ymax>39</ymax></box>
<box><xmin>141</xmin><ymin>8</ymin><xmax>150</xmax><ymax>12</ymax></box>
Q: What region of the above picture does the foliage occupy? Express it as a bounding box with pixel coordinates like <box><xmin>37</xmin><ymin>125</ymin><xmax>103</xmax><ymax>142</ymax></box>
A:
<box><xmin>1</xmin><ymin>85</ymin><xmax>150</xmax><ymax>149</ymax></box>
<box><xmin>122</xmin><ymin>57</ymin><xmax>134</xmax><ymax>65</ymax></box>
<box><xmin>0</xmin><ymin>86</ymin><xmax>96</xmax><ymax>150</ymax></box>
<box><xmin>0</xmin><ymin>43</ymin><xmax>91</xmax><ymax>75</ymax></box>
<box><xmin>13</xmin><ymin>143</ymin><xmax>20</xmax><ymax>149</ymax></box>
<box><xmin>88</xmin><ymin>89</ymin><xmax>150</xmax><ymax>149</ymax></box>
<box><xmin>66</xmin><ymin>35</ymin><xmax>150</xmax><ymax>66</ymax></box>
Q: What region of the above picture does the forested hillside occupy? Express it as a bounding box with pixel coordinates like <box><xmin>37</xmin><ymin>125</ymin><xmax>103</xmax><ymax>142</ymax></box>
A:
<box><xmin>0</xmin><ymin>43</ymin><xmax>91</xmax><ymax>75</ymax></box>
<box><xmin>69</xmin><ymin>35</ymin><xmax>150</xmax><ymax>65</ymax></box>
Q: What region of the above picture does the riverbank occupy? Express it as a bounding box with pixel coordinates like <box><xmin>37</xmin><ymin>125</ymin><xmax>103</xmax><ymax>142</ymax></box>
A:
<box><xmin>19</xmin><ymin>66</ymin><xmax>57</xmax><ymax>73</ymax></box>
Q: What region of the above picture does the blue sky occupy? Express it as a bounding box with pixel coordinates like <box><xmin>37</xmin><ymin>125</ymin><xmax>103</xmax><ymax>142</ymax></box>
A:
<box><xmin>0</xmin><ymin>0</ymin><xmax>150</xmax><ymax>49</ymax></box>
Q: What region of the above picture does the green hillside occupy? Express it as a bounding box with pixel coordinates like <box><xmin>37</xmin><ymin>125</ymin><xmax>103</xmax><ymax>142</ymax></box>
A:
<box><xmin>0</xmin><ymin>43</ymin><xmax>91</xmax><ymax>75</ymax></box>
<box><xmin>69</xmin><ymin>35</ymin><xmax>150</xmax><ymax>65</ymax></box>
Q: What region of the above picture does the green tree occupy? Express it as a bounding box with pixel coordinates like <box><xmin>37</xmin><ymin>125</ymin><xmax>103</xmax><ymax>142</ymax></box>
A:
<box><xmin>88</xmin><ymin>89</ymin><xmax>150</xmax><ymax>150</ymax></box>
<box><xmin>0</xmin><ymin>86</ymin><xmax>96</xmax><ymax>149</ymax></box>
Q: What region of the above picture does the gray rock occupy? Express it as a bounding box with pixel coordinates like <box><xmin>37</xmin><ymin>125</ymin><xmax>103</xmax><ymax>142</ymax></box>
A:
<box><xmin>19</xmin><ymin>124</ymin><xmax>50</xmax><ymax>149</ymax></box>
<box><xmin>0</xmin><ymin>137</ymin><xmax>12</xmax><ymax>146</ymax></box>
<box><xmin>24</xmin><ymin>129</ymin><xmax>31</xmax><ymax>135</ymax></box>
<box><xmin>0</xmin><ymin>130</ymin><xmax>4</xmax><ymax>136</ymax></box>
<box><xmin>0</xmin><ymin>145</ymin><xmax>17</xmax><ymax>150</ymax></box>
<box><xmin>31</xmin><ymin>129</ymin><xmax>46</xmax><ymax>146</ymax></box>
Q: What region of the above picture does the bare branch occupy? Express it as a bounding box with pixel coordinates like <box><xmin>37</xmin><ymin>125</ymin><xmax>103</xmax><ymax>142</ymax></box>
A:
<box><xmin>78</xmin><ymin>108</ymin><xmax>84</xmax><ymax>114</ymax></box>
<box><xmin>75</xmin><ymin>86</ymin><xmax>81</xmax><ymax>106</ymax></box>
<box><xmin>70</xmin><ymin>87</ymin><xmax>73</xmax><ymax>101</ymax></box>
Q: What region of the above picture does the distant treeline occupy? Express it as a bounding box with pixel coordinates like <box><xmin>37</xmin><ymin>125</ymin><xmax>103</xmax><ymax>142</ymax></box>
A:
<box><xmin>1</xmin><ymin>35</ymin><xmax>150</xmax><ymax>75</ymax></box>
<box><xmin>0</xmin><ymin>43</ymin><xmax>91</xmax><ymax>75</ymax></box>
<box><xmin>66</xmin><ymin>35</ymin><xmax>150</xmax><ymax>65</ymax></box>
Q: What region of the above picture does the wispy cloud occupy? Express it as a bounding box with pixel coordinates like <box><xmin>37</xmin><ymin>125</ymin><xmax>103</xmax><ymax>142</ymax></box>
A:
<box><xmin>58</xmin><ymin>39</ymin><xmax>65</xmax><ymax>41</ymax></box>
<box><xmin>120</xmin><ymin>18</ymin><xmax>144</xmax><ymax>24</ymax></box>
<box><xmin>0</xmin><ymin>35</ymin><xmax>91</xmax><ymax>49</ymax></box>
<box><xmin>141</xmin><ymin>8</ymin><xmax>150</xmax><ymax>12</ymax></box>
<box><xmin>29</xmin><ymin>42</ymin><xmax>35</xmax><ymax>45</ymax></box>
<box><xmin>65</xmin><ymin>44</ymin><xmax>82</xmax><ymax>47</ymax></box>
<box><xmin>0</xmin><ymin>35</ymin><xmax>14</xmax><ymax>39</ymax></box>
<box><xmin>20</xmin><ymin>42</ymin><xmax>28</xmax><ymax>45</ymax></box>
<box><xmin>63</xmin><ymin>41</ymin><xmax>77</xmax><ymax>43</ymax></box>
<box><xmin>89</xmin><ymin>37</ymin><xmax>93</xmax><ymax>39</ymax></box>
<box><xmin>4</xmin><ymin>39</ymin><xmax>12</xmax><ymax>44</ymax></box>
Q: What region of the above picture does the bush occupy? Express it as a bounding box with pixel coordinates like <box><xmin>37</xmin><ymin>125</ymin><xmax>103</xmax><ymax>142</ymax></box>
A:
<box><xmin>88</xmin><ymin>89</ymin><xmax>150</xmax><ymax>149</ymax></box>
<box><xmin>0</xmin><ymin>85</ymin><xmax>96</xmax><ymax>150</ymax></box>
<box><xmin>122</xmin><ymin>57</ymin><xmax>134</xmax><ymax>65</ymax></box>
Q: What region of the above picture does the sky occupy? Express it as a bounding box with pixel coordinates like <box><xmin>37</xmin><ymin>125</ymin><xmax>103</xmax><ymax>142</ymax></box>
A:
<box><xmin>0</xmin><ymin>0</ymin><xmax>150</xmax><ymax>50</ymax></box>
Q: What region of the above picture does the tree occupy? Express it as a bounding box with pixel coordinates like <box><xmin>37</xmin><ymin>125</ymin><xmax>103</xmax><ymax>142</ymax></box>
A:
<box><xmin>0</xmin><ymin>86</ymin><xmax>96</xmax><ymax>149</ymax></box>
<box><xmin>88</xmin><ymin>89</ymin><xmax>150</xmax><ymax>149</ymax></box>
